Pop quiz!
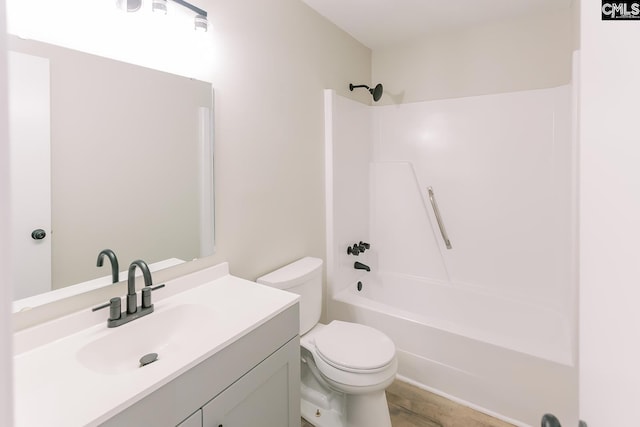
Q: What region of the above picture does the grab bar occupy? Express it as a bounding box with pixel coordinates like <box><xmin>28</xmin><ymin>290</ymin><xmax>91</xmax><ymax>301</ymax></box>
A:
<box><xmin>427</xmin><ymin>187</ymin><xmax>452</xmax><ymax>249</ymax></box>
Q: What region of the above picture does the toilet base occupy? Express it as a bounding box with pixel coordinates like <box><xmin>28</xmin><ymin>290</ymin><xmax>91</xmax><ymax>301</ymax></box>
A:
<box><xmin>345</xmin><ymin>390</ymin><xmax>392</xmax><ymax>427</ymax></box>
<box><xmin>301</xmin><ymin>382</ymin><xmax>392</xmax><ymax>427</ymax></box>
<box><xmin>301</xmin><ymin>397</ymin><xmax>344</xmax><ymax>427</ymax></box>
<box><xmin>299</xmin><ymin>323</ymin><xmax>396</xmax><ymax>427</ymax></box>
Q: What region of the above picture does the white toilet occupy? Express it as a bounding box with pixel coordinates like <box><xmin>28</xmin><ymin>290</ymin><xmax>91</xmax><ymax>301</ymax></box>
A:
<box><xmin>257</xmin><ymin>257</ymin><xmax>397</xmax><ymax>427</ymax></box>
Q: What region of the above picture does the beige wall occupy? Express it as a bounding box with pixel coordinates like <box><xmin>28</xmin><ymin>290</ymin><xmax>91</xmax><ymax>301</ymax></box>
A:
<box><xmin>203</xmin><ymin>0</ymin><xmax>371</xmax><ymax>280</ymax></box>
<box><xmin>372</xmin><ymin>8</ymin><xmax>574</xmax><ymax>104</ymax></box>
<box><xmin>572</xmin><ymin>0</ymin><xmax>581</xmax><ymax>50</ymax></box>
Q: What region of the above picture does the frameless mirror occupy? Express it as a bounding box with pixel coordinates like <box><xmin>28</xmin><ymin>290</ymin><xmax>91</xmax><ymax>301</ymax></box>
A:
<box><xmin>9</xmin><ymin>36</ymin><xmax>214</xmax><ymax>311</ymax></box>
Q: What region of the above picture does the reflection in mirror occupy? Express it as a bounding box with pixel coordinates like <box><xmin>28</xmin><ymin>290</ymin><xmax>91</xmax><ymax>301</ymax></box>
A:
<box><xmin>9</xmin><ymin>36</ymin><xmax>214</xmax><ymax>310</ymax></box>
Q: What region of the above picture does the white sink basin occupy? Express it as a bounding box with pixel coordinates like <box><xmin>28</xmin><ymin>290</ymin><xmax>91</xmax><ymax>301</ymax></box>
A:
<box><xmin>76</xmin><ymin>304</ymin><xmax>215</xmax><ymax>375</ymax></box>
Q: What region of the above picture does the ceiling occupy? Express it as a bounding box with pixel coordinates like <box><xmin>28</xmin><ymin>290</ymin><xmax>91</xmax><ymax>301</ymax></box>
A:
<box><xmin>302</xmin><ymin>0</ymin><xmax>574</xmax><ymax>50</ymax></box>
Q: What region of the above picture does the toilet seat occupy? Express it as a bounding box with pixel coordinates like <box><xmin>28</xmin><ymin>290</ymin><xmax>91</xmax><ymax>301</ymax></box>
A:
<box><xmin>312</xmin><ymin>347</ymin><xmax>397</xmax><ymax>392</ymax></box>
<box><xmin>300</xmin><ymin>321</ymin><xmax>397</xmax><ymax>392</ymax></box>
<box><xmin>314</xmin><ymin>321</ymin><xmax>396</xmax><ymax>373</ymax></box>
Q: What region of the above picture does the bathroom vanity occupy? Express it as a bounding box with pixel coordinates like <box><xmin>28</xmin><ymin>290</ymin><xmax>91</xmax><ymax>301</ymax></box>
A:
<box><xmin>13</xmin><ymin>263</ymin><xmax>300</xmax><ymax>427</ymax></box>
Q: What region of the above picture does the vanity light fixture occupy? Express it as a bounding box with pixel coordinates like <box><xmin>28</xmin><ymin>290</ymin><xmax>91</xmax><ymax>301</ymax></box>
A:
<box><xmin>194</xmin><ymin>14</ymin><xmax>208</xmax><ymax>32</ymax></box>
<box><xmin>116</xmin><ymin>0</ymin><xmax>143</xmax><ymax>12</ymax></box>
<box><xmin>152</xmin><ymin>0</ymin><xmax>168</xmax><ymax>14</ymax></box>
<box><xmin>172</xmin><ymin>0</ymin><xmax>209</xmax><ymax>32</ymax></box>
<box><xmin>117</xmin><ymin>0</ymin><xmax>209</xmax><ymax>32</ymax></box>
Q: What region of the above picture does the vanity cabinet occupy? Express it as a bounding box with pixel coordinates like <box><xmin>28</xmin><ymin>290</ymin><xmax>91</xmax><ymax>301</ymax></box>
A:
<box><xmin>202</xmin><ymin>337</ymin><xmax>296</xmax><ymax>426</ymax></box>
<box><xmin>101</xmin><ymin>304</ymin><xmax>300</xmax><ymax>427</ymax></box>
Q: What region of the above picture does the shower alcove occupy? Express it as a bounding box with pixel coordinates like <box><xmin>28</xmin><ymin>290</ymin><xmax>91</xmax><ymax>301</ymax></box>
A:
<box><xmin>324</xmin><ymin>84</ymin><xmax>578</xmax><ymax>426</ymax></box>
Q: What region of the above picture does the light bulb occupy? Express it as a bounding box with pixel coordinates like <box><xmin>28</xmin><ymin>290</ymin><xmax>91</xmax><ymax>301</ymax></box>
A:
<box><xmin>194</xmin><ymin>14</ymin><xmax>208</xmax><ymax>32</ymax></box>
<box><xmin>115</xmin><ymin>0</ymin><xmax>143</xmax><ymax>12</ymax></box>
<box><xmin>152</xmin><ymin>0</ymin><xmax>167</xmax><ymax>14</ymax></box>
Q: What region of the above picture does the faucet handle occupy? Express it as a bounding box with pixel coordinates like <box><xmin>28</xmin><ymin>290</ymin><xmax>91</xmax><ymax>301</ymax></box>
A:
<box><xmin>142</xmin><ymin>284</ymin><xmax>166</xmax><ymax>309</ymax></box>
<box><xmin>92</xmin><ymin>297</ymin><xmax>122</xmax><ymax>321</ymax></box>
<box><xmin>142</xmin><ymin>288</ymin><xmax>152</xmax><ymax>310</ymax></box>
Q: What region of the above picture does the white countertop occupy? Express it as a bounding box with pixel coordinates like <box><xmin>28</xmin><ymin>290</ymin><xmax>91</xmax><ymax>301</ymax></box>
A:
<box><xmin>13</xmin><ymin>263</ymin><xmax>299</xmax><ymax>427</ymax></box>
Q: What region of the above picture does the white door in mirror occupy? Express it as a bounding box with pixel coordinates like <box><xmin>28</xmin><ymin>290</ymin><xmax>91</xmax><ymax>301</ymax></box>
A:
<box><xmin>8</xmin><ymin>51</ymin><xmax>51</xmax><ymax>300</ymax></box>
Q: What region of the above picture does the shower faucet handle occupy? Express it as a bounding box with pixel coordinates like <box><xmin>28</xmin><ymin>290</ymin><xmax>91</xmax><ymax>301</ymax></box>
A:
<box><xmin>347</xmin><ymin>244</ymin><xmax>361</xmax><ymax>256</ymax></box>
<box><xmin>348</xmin><ymin>241</ymin><xmax>371</xmax><ymax>255</ymax></box>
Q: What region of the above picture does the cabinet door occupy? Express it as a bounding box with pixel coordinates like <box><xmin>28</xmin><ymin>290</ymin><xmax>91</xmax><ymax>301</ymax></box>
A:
<box><xmin>177</xmin><ymin>409</ymin><xmax>202</xmax><ymax>427</ymax></box>
<box><xmin>203</xmin><ymin>339</ymin><xmax>300</xmax><ymax>427</ymax></box>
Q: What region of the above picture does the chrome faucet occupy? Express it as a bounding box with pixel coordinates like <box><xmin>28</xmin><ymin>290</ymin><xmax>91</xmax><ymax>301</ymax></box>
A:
<box><xmin>92</xmin><ymin>259</ymin><xmax>165</xmax><ymax>328</ymax></box>
<box><xmin>96</xmin><ymin>249</ymin><xmax>119</xmax><ymax>283</ymax></box>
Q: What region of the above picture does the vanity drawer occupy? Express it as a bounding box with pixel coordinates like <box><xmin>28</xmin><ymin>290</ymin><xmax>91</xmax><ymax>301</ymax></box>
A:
<box><xmin>177</xmin><ymin>409</ymin><xmax>202</xmax><ymax>427</ymax></box>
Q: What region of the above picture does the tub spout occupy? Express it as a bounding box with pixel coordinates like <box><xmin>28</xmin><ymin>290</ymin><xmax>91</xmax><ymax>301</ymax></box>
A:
<box><xmin>354</xmin><ymin>261</ymin><xmax>370</xmax><ymax>272</ymax></box>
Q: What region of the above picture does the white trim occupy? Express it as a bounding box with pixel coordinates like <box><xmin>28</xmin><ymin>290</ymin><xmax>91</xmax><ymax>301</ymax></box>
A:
<box><xmin>0</xmin><ymin>0</ymin><xmax>15</xmax><ymax>423</ymax></box>
<box><xmin>198</xmin><ymin>104</ymin><xmax>215</xmax><ymax>257</ymax></box>
<box><xmin>323</xmin><ymin>89</ymin><xmax>334</xmax><ymax>323</ymax></box>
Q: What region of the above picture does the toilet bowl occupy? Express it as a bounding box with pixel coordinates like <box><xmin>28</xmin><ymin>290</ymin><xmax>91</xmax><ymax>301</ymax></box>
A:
<box><xmin>257</xmin><ymin>257</ymin><xmax>397</xmax><ymax>427</ymax></box>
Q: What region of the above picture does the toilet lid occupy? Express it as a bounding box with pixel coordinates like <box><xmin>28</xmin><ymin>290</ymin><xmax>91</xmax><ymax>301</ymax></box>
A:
<box><xmin>314</xmin><ymin>321</ymin><xmax>395</xmax><ymax>372</ymax></box>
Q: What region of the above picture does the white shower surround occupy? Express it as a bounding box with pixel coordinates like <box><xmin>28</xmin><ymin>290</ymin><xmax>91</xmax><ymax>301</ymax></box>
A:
<box><xmin>324</xmin><ymin>86</ymin><xmax>577</xmax><ymax>426</ymax></box>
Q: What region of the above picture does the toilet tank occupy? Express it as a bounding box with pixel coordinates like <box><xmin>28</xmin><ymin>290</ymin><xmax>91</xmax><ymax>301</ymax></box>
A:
<box><xmin>257</xmin><ymin>257</ymin><xmax>323</xmax><ymax>335</ymax></box>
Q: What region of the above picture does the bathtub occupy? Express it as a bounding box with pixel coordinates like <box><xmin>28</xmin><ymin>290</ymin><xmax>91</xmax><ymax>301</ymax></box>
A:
<box><xmin>327</xmin><ymin>272</ymin><xmax>578</xmax><ymax>427</ymax></box>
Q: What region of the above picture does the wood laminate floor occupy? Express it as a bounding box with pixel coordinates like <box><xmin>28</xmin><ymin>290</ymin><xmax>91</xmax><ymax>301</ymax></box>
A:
<box><xmin>301</xmin><ymin>380</ymin><xmax>515</xmax><ymax>427</ymax></box>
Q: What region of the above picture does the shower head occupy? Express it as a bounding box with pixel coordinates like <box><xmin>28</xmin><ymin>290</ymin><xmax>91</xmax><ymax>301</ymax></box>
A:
<box><xmin>349</xmin><ymin>83</ymin><xmax>384</xmax><ymax>102</ymax></box>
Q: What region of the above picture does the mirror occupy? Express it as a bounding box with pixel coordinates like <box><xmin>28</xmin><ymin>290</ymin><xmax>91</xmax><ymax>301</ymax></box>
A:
<box><xmin>9</xmin><ymin>36</ymin><xmax>214</xmax><ymax>310</ymax></box>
